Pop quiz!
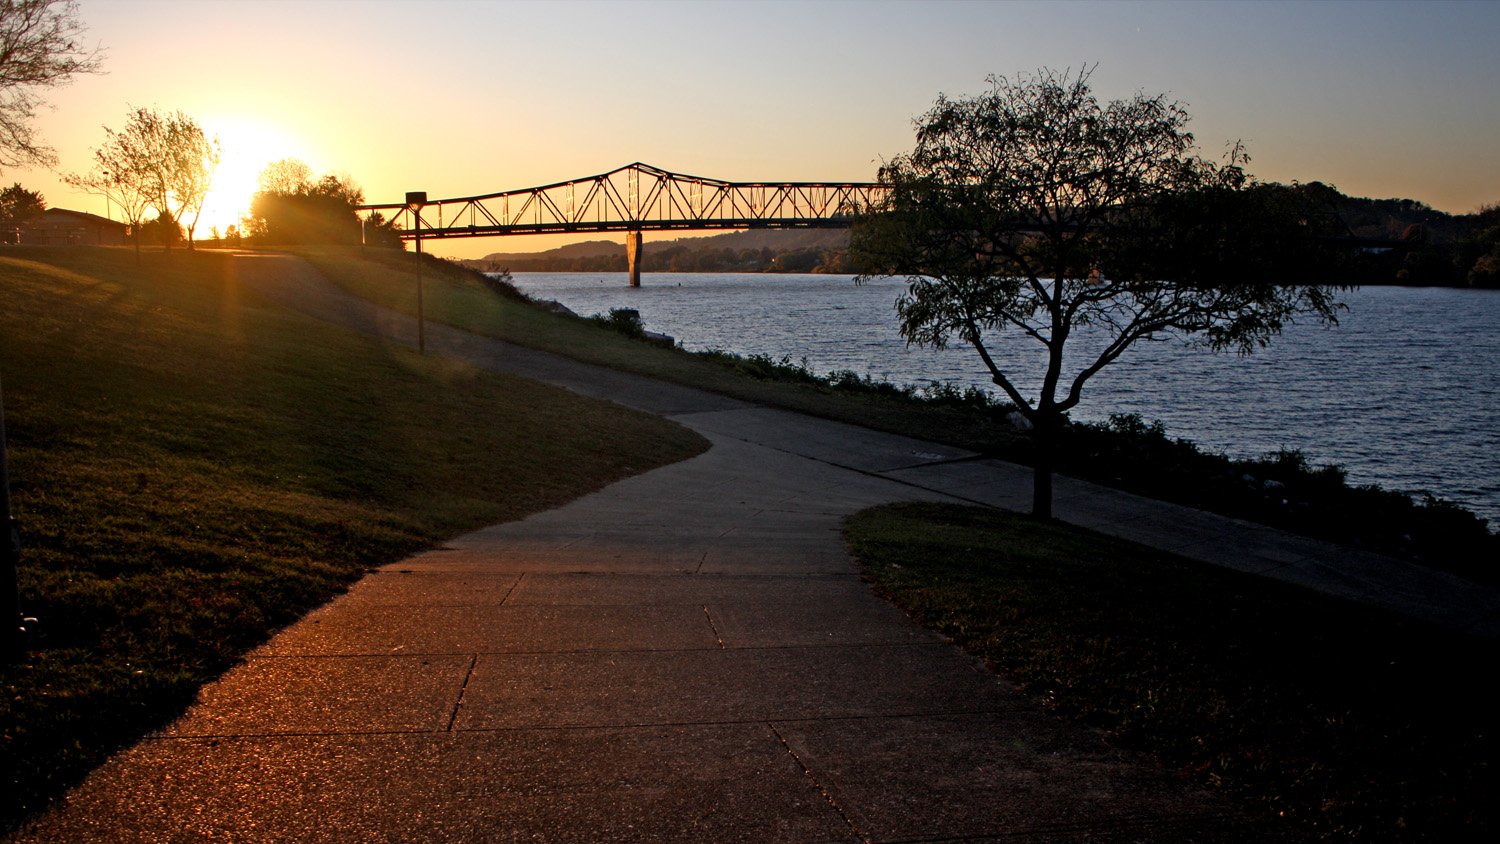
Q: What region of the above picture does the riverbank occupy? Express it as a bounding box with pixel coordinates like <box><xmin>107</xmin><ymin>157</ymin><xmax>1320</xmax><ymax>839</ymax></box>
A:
<box><xmin>507</xmin><ymin>272</ymin><xmax>1500</xmax><ymax>530</ymax></box>
<box><xmin>304</xmin><ymin>249</ymin><xmax>1497</xmax><ymax>584</ymax></box>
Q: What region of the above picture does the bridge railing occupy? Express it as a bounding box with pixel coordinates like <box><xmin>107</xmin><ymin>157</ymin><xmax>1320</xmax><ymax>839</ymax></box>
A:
<box><xmin>356</xmin><ymin>162</ymin><xmax>887</xmax><ymax>240</ymax></box>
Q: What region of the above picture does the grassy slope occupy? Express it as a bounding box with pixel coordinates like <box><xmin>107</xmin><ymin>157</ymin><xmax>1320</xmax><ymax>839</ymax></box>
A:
<box><xmin>0</xmin><ymin>246</ymin><xmax>706</xmax><ymax>826</ymax></box>
<box><xmin>293</xmin><ymin>246</ymin><xmax>1023</xmax><ymax>455</ymax></box>
<box><xmin>845</xmin><ymin>502</ymin><xmax>1496</xmax><ymax>843</ymax></box>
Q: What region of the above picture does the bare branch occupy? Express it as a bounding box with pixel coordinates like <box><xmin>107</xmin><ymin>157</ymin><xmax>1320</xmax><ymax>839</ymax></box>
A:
<box><xmin>0</xmin><ymin>0</ymin><xmax>104</xmax><ymax>169</ymax></box>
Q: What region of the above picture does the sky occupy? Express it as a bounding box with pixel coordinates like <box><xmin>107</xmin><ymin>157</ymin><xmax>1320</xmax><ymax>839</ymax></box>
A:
<box><xmin>10</xmin><ymin>0</ymin><xmax>1500</xmax><ymax>259</ymax></box>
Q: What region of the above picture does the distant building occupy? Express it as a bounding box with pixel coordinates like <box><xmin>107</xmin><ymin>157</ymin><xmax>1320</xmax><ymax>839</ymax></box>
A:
<box><xmin>6</xmin><ymin>208</ymin><xmax>130</xmax><ymax>247</ymax></box>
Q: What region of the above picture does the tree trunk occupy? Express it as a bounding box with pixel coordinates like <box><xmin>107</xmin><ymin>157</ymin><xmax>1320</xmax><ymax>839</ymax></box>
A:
<box><xmin>1031</xmin><ymin>417</ymin><xmax>1056</xmax><ymax>520</ymax></box>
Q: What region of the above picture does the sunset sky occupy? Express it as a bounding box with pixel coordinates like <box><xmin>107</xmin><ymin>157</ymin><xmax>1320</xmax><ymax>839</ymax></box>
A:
<box><xmin>11</xmin><ymin>0</ymin><xmax>1500</xmax><ymax>259</ymax></box>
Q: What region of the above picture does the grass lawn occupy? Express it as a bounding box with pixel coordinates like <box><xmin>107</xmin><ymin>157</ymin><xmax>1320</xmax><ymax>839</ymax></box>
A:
<box><xmin>844</xmin><ymin>502</ymin><xmax>1496</xmax><ymax>842</ymax></box>
<box><xmin>0</xmin><ymin>246</ymin><xmax>707</xmax><ymax>828</ymax></box>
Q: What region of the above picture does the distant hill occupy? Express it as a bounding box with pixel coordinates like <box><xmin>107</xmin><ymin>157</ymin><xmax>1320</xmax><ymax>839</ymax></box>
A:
<box><xmin>486</xmin><ymin>239</ymin><xmax>622</xmax><ymax>262</ymax></box>
<box><xmin>462</xmin><ymin>228</ymin><xmax>852</xmax><ymax>274</ymax></box>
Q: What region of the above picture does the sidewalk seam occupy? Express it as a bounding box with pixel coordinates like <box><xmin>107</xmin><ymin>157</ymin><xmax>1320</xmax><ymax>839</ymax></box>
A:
<box><xmin>146</xmin><ymin>708</ymin><xmax>1016</xmax><ymax>741</ymax></box>
<box><xmin>445</xmin><ymin>654</ymin><xmax>478</xmax><ymax>732</ymax></box>
<box><xmin>769</xmin><ymin>723</ymin><xmax>868</xmax><ymax>843</ymax></box>
<box><xmin>702</xmin><ymin>605</ymin><xmax>726</xmax><ymax>649</ymax></box>
<box><xmin>498</xmin><ymin>572</ymin><xmax>525</xmax><ymax>607</ymax></box>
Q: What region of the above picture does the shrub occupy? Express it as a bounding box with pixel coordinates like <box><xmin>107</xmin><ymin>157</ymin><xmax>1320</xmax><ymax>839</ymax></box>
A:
<box><xmin>587</xmin><ymin>307</ymin><xmax>645</xmax><ymax>338</ymax></box>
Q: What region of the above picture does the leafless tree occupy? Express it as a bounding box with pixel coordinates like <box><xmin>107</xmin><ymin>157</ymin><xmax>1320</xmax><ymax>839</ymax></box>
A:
<box><xmin>66</xmin><ymin>107</ymin><xmax>219</xmax><ymax>251</ymax></box>
<box><xmin>0</xmin><ymin>0</ymin><xmax>104</xmax><ymax>170</ymax></box>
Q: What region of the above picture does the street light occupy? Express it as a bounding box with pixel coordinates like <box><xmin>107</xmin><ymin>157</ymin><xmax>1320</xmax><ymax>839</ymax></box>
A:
<box><xmin>406</xmin><ymin>191</ymin><xmax>427</xmax><ymax>354</ymax></box>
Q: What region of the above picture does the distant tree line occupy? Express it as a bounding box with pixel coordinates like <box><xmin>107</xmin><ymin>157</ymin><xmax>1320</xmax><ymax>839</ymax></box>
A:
<box><xmin>1299</xmin><ymin>182</ymin><xmax>1500</xmax><ymax>288</ymax></box>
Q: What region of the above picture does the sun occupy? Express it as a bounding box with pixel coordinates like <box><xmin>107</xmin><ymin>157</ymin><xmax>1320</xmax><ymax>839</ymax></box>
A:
<box><xmin>196</xmin><ymin>117</ymin><xmax>314</xmax><ymax>236</ymax></box>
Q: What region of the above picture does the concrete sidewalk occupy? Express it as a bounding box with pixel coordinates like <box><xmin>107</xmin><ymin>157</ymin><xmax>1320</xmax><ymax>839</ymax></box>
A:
<box><xmin>15</xmin><ymin>431</ymin><xmax>1283</xmax><ymax>842</ymax></box>
<box><xmin>14</xmin><ymin>255</ymin><xmax>1493</xmax><ymax>841</ymax></box>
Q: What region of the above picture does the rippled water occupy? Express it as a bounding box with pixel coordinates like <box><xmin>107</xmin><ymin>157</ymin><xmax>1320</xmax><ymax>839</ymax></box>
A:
<box><xmin>509</xmin><ymin>272</ymin><xmax>1500</xmax><ymax>526</ymax></box>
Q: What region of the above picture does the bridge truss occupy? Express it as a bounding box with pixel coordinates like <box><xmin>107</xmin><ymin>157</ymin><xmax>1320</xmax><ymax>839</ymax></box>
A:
<box><xmin>355</xmin><ymin>162</ymin><xmax>886</xmax><ymax>241</ymax></box>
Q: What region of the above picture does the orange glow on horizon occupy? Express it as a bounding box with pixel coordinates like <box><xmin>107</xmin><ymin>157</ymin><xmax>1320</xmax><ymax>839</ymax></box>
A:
<box><xmin>195</xmin><ymin>117</ymin><xmax>318</xmax><ymax>236</ymax></box>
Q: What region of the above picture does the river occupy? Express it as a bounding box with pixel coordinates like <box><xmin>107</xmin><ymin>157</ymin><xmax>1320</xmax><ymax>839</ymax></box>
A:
<box><xmin>506</xmin><ymin>272</ymin><xmax>1500</xmax><ymax>527</ymax></box>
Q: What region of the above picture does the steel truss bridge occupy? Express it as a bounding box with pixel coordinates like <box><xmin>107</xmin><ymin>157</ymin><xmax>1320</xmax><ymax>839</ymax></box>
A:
<box><xmin>355</xmin><ymin>162</ymin><xmax>886</xmax><ymax>284</ymax></box>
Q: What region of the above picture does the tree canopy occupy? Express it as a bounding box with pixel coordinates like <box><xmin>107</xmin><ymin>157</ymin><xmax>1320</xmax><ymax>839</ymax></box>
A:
<box><xmin>0</xmin><ymin>181</ymin><xmax>43</xmax><ymax>222</ymax></box>
<box><xmin>852</xmin><ymin>67</ymin><xmax>1344</xmax><ymax>518</ymax></box>
<box><xmin>1464</xmin><ymin>204</ymin><xmax>1500</xmax><ymax>288</ymax></box>
<box><xmin>0</xmin><ymin>0</ymin><xmax>103</xmax><ymax>170</ymax></box>
<box><xmin>0</xmin><ymin>180</ymin><xmax>42</xmax><ymax>244</ymax></box>
<box><xmin>246</xmin><ymin>159</ymin><xmax>375</xmax><ymax>245</ymax></box>
<box><xmin>65</xmin><ymin>107</ymin><xmax>219</xmax><ymax>251</ymax></box>
<box><xmin>103</xmin><ymin>107</ymin><xmax>217</xmax><ymax>248</ymax></box>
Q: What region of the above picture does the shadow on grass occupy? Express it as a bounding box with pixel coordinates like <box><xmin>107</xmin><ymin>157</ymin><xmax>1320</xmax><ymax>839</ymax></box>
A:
<box><xmin>845</xmin><ymin>501</ymin><xmax>1497</xmax><ymax>843</ymax></box>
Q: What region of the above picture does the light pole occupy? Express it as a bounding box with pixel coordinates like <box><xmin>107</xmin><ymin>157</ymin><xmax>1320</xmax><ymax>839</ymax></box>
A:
<box><xmin>406</xmin><ymin>192</ymin><xmax>427</xmax><ymax>355</ymax></box>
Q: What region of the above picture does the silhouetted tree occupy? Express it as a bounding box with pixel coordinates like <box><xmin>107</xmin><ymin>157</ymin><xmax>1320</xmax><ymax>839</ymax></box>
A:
<box><xmin>360</xmin><ymin>210</ymin><xmax>403</xmax><ymax>249</ymax></box>
<box><xmin>139</xmin><ymin>209</ymin><xmax>182</xmax><ymax>248</ymax></box>
<box><xmin>852</xmin><ymin>67</ymin><xmax>1344</xmax><ymax>518</ymax></box>
<box><xmin>0</xmin><ymin>181</ymin><xmax>42</xmax><ymax>243</ymax></box>
<box><xmin>158</xmin><ymin>111</ymin><xmax>219</xmax><ymax>248</ymax></box>
<box><xmin>0</xmin><ymin>0</ymin><xmax>103</xmax><ymax>170</ymax></box>
<box><xmin>246</xmin><ymin>159</ymin><xmax>366</xmax><ymax>245</ymax></box>
<box><xmin>0</xmin><ymin>182</ymin><xmax>44</xmax><ymax>222</ymax></box>
<box><xmin>256</xmin><ymin>158</ymin><xmax>312</xmax><ymax>195</ymax></box>
<box><xmin>64</xmin><ymin>107</ymin><xmax>219</xmax><ymax>251</ymax></box>
<box><xmin>105</xmin><ymin>108</ymin><xmax>216</xmax><ymax>249</ymax></box>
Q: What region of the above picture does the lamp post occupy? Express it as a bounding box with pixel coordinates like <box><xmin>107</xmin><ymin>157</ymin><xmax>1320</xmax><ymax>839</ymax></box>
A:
<box><xmin>406</xmin><ymin>192</ymin><xmax>427</xmax><ymax>355</ymax></box>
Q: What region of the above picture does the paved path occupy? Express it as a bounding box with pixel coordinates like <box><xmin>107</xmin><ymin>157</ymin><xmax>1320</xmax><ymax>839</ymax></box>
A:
<box><xmin>15</xmin><ymin>255</ymin><xmax>1496</xmax><ymax>841</ymax></box>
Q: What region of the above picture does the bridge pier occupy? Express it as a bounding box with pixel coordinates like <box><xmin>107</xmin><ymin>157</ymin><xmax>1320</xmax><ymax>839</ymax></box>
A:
<box><xmin>625</xmin><ymin>230</ymin><xmax>643</xmax><ymax>287</ymax></box>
